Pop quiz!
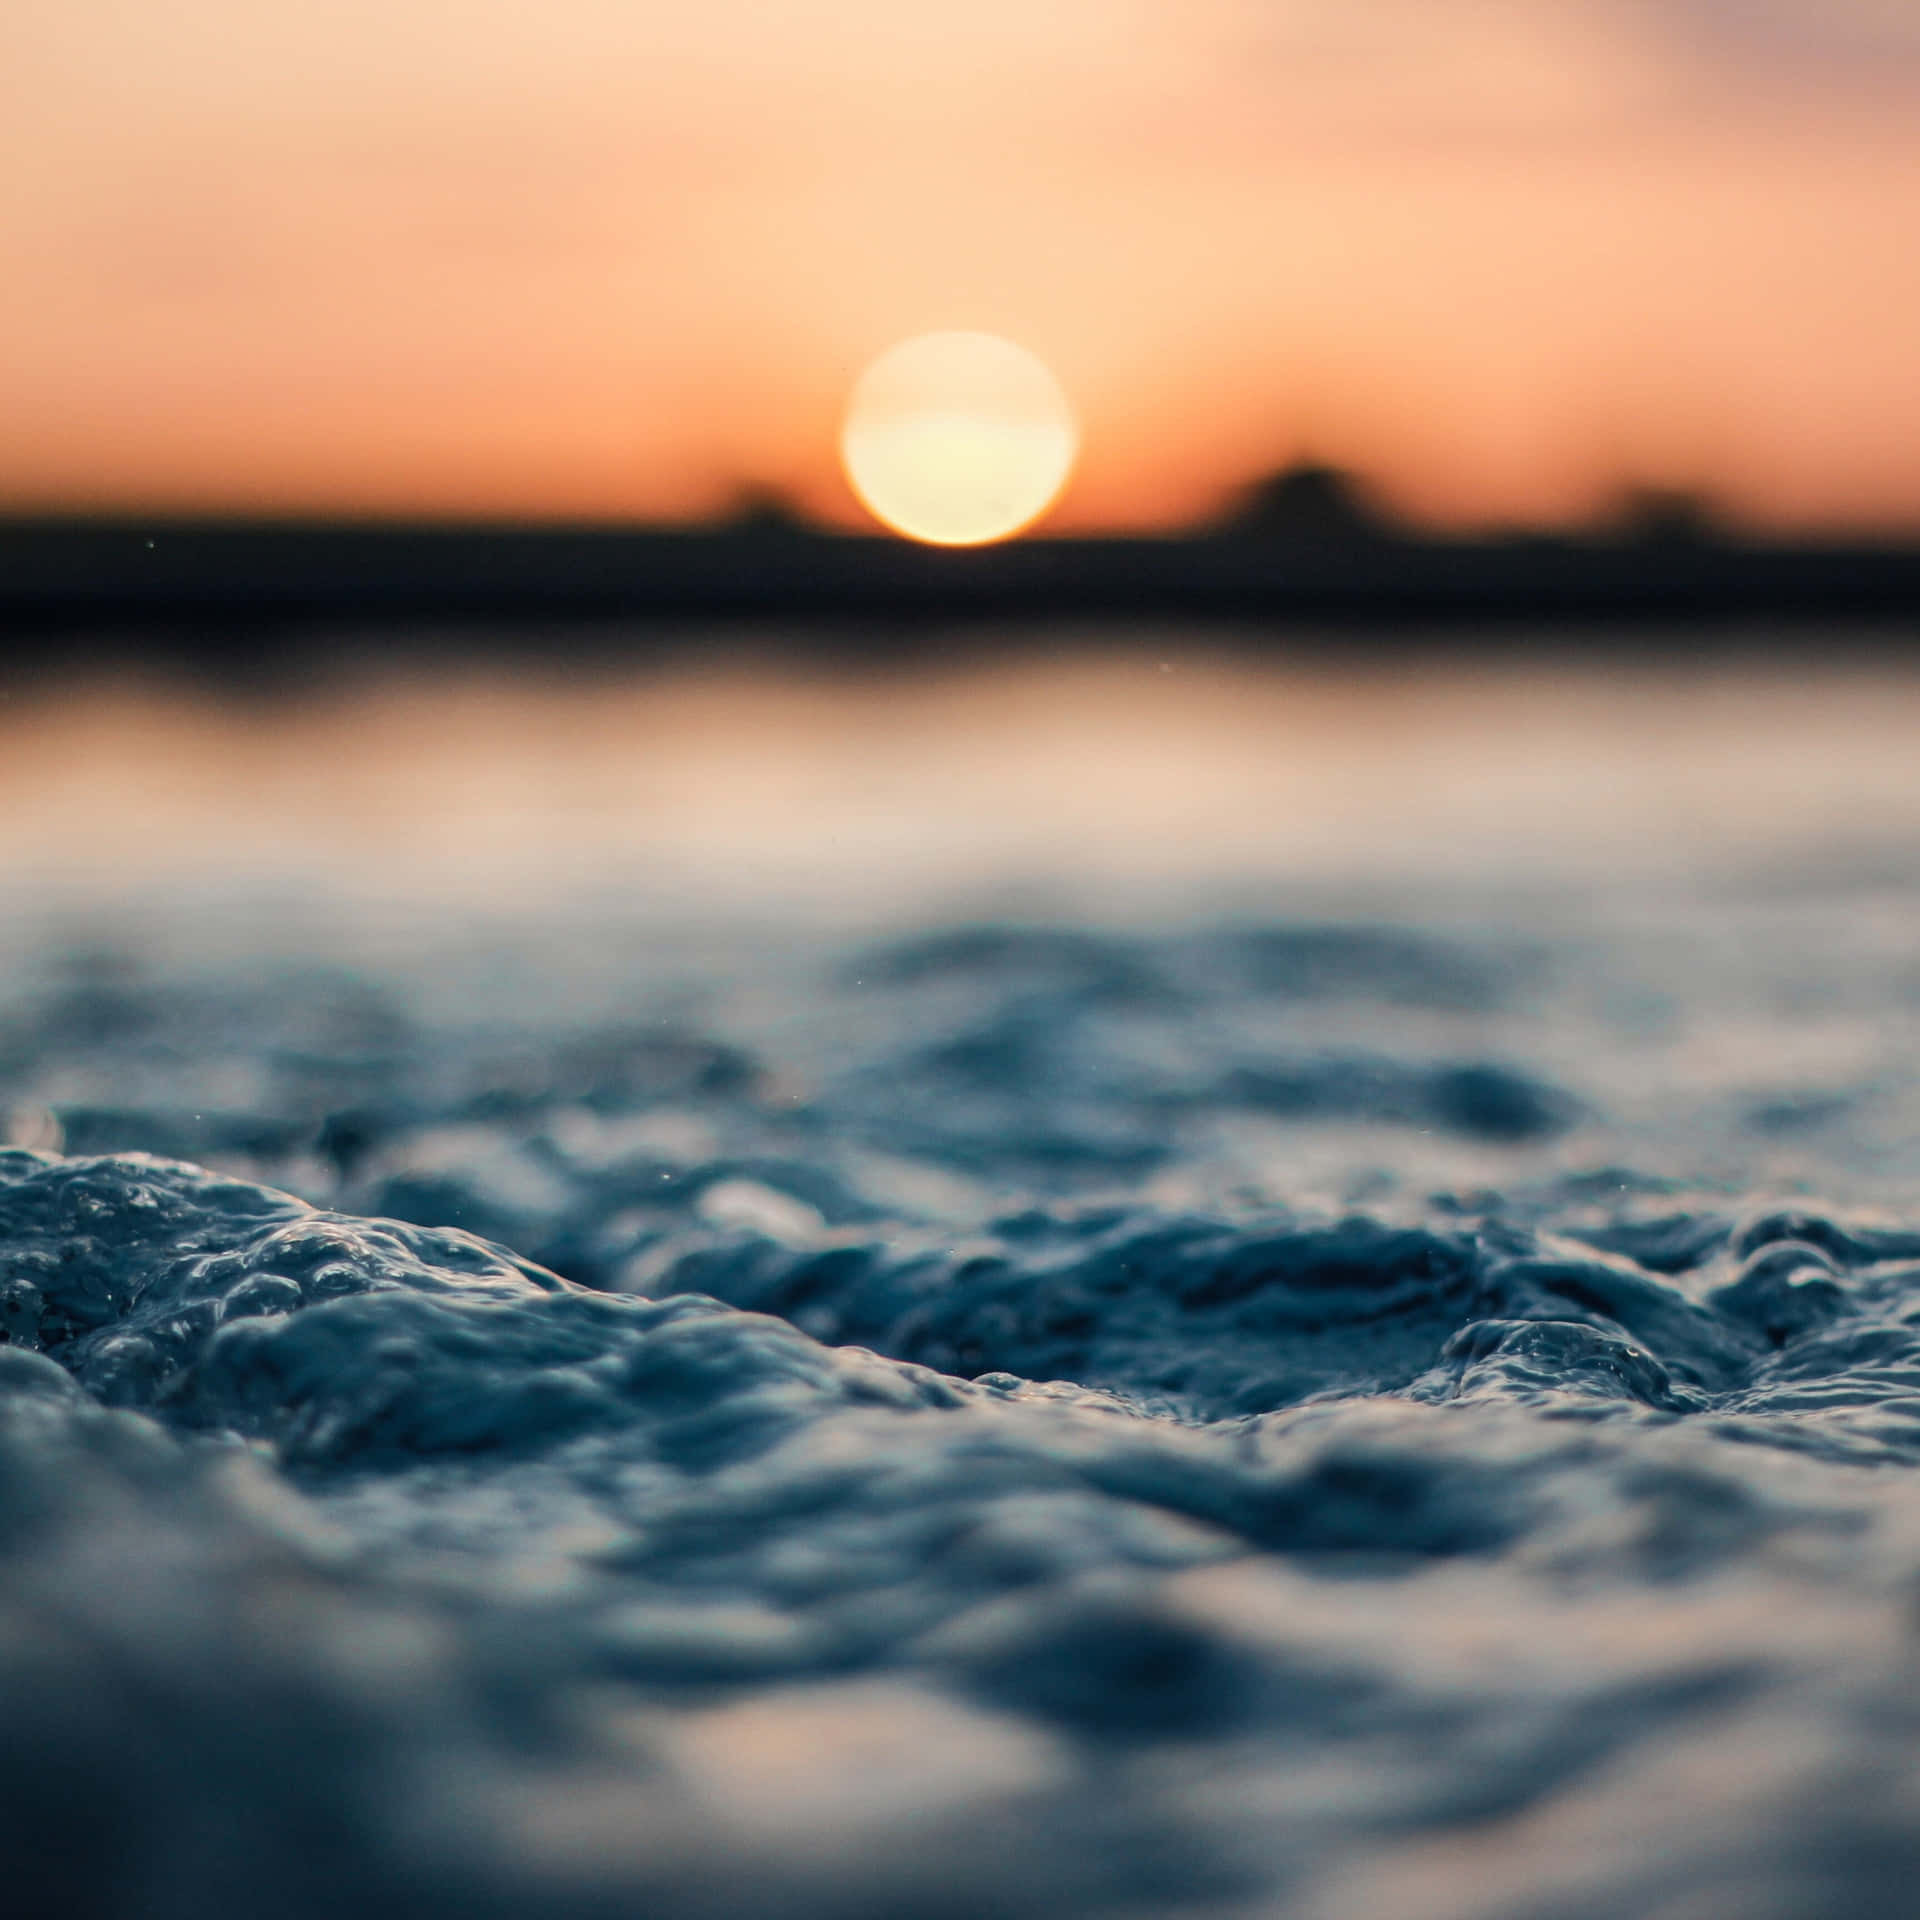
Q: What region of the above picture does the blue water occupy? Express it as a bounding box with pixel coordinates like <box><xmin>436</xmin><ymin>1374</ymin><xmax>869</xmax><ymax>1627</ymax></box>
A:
<box><xmin>8</xmin><ymin>888</ymin><xmax>1920</xmax><ymax>1917</ymax></box>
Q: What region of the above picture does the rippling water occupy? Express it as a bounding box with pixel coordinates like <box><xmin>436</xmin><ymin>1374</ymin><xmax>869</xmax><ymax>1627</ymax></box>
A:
<box><xmin>7</xmin><ymin>643</ymin><xmax>1920</xmax><ymax>1918</ymax></box>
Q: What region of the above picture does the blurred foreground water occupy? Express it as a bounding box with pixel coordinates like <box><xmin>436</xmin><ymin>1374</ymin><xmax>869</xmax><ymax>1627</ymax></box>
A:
<box><xmin>7</xmin><ymin>631</ymin><xmax>1920</xmax><ymax>1918</ymax></box>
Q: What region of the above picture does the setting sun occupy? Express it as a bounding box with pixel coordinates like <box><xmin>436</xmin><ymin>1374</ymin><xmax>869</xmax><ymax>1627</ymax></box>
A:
<box><xmin>840</xmin><ymin>332</ymin><xmax>1078</xmax><ymax>547</ymax></box>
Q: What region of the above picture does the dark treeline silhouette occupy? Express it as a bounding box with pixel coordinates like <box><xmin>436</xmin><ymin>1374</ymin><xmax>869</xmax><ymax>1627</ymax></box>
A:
<box><xmin>0</xmin><ymin>462</ymin><xmax>1914</xmax><ymax>674</ymax></box>
<box><xmin>1209</xmin><ymin>463</ymin><xmax>1401</xmax><ymax>545</ymax></box>
<box><xmin>1208</xmin><ymin>463</ymin><xmax>1731</xmax><ymax>552</ymax></box>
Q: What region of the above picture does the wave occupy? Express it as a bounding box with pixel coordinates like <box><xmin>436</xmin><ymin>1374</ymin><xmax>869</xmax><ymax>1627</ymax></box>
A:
<box><xmin>7</xmin><ymin>908</ymin><xmax>1920</xmax><ymax>1917</ymax></box>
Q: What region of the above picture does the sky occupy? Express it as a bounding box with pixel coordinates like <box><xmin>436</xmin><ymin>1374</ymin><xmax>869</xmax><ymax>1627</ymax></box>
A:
<box><xmin>2</xmin><ymin>1</ymin><xmax>1916</xmax><ymax>533</ymax></box>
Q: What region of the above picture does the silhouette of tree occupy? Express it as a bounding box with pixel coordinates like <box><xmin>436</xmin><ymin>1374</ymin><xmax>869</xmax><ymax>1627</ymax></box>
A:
<box><xmin>707</xmin><ymin>485</ymin><xmax>815</xmax><ymax>537</ymax></box>
<box><xmin>1211</xmin><ymin>461</ymin><xmax>1397</xmax><ymax>544</ymax></box>
<box><xmin>1607</xmin><ymin>485</ymin><xmax>1725</xmax><ymax>548</ymax></box>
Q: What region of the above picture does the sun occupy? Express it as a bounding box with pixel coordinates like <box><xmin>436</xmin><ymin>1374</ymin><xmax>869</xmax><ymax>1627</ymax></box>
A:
<box><xmin>840</xmin><ymin>332</ymin><xmax>1078</xmax><ymax>547</ymax></box>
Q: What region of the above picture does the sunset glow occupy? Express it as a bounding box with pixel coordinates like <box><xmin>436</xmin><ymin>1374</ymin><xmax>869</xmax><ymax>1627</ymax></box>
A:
<box><xmin>0</xmin><ymin>1</ymin><xmax>1916</xmax><ymax>531</ymax></box>
<box><xmin>840</xmin><ymin>334</ymin><xmax>1077</xmax><ymax>545</ymax></box>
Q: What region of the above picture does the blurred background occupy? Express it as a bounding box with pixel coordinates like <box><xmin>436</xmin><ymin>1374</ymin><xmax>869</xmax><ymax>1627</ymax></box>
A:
<box><xmin>2</xmin><ymin>0</ymin><xmax>1917</xmax><ymax>925</ymax></box>
<box><xmin>6</xmin><ymin>0</ymin><xmax>1919</xmax><ymax>531</ymax></box>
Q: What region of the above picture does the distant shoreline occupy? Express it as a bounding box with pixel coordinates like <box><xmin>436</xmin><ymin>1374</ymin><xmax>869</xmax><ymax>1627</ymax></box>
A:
<box><xmin>1</xmin><ymin>517</ymin><xmax>1916</xmax><ymax>671</ymax></box>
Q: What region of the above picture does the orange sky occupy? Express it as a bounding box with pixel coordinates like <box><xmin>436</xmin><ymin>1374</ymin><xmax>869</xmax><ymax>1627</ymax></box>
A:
<box><xmin>3</xmin><ymin>1</ymin><xmax>1917</xmax><ymax>533</ymax></box>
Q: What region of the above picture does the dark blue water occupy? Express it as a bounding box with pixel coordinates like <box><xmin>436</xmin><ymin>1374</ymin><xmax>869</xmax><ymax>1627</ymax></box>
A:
<box><xmin>8</xmin><ymin>884</ymin><xmax>1920</xmax><ymax>1917</ymax></box>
